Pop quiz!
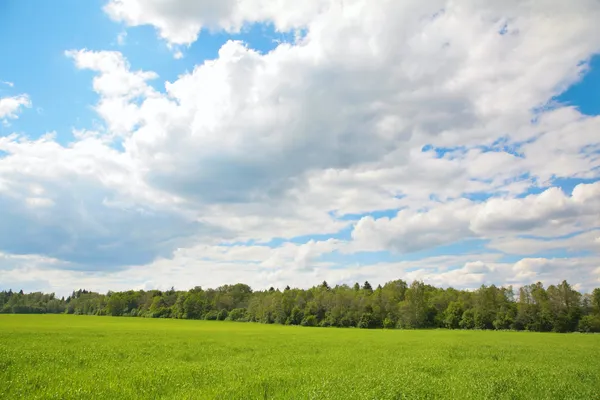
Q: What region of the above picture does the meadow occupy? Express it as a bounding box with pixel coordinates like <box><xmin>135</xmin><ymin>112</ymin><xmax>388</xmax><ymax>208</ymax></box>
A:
<box><xmin>1</xmin><ymin>315</ymin><xmax>599</xmax><ymax>399</ymax></box>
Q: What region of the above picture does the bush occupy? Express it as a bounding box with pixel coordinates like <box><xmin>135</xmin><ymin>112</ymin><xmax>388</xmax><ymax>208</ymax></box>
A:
<box><xmin>383</xmin><ymin>317</ymin><xmax>395</xmax><ymax>329</ymax></box>
<box><xmin>338</xmin><ymin>315</ymin><xmax>355</xmax><ymax>328</ymax></box>
<box><xmin>357</xmin><ymin>312</ymin><xmax>381</xmax><ymax>329</ymax></box>
<box><xmin>301</xmin><ymin>315</ymin><xmax>317</xmax><ymax>327</ymax></box>
<box><xmin>290</xmin><ymin>307</ymin><xmax>303</xmax><ymax>325</ymax></box>
<box><xmin>204</xmin><ymin>310</ymin><xmax>219</xmax><ymax>321</ymax></box>
<box><xmin>217</xmin><ymin>309</ymin><xmax>228</xmax><ymax>321</ymax></box>
<box><xmin>226</xmin><ymin>308</ymin><xmax>247</xmax><ymax>321</ymax></box>
<box><xmin>459</xmin><ymin>309</ymin><xmax>475</xmax><ymax>329</ymax></box>
<box><xmin>319</xmin><ymin>319</ymin><xmax>332</xmax><ymax>327</ymax></box>
<box><xmin>492</xmin><ymin>311</ymin><xmax>514</xmax><ymax>330</ymax></box>
<box><xmin>150</xmin><ymin>307</ymin><xmax>171</xmax><ymax>318</ymax></box>
<box><xmin>578</xmin><ymin>315</ymin><xmax>600</xmax><ymax>333</ymax></box>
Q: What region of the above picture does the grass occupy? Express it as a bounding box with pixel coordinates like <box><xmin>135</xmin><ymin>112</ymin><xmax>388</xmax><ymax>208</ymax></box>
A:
<box><xmin>1</xmin><ymin>315</ymin><xmax>599</xmax><ymax>399</ymax></box>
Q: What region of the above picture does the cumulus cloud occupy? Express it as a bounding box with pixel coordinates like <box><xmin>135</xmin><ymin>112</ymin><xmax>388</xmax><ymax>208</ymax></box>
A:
<box><xmin>3</xmin><ymin>249</ymin><xmax>598</xmax><ymax>297</ymax></box>
<box><xmin>104</xmin><ymin>0</ymin><xmax>331</xmax><ymax>45</ymax></box>
<box><xmin>1</xmin><ymin>0</ymin><xmax>600</xmax><ymax>292</ymax></box>
<box><xmin>0</xmin><ymin>94</ymin><xmax>30</xmax><ymax>120</ymax></box>
<box><xmin>0</xmin><ymin>134</ymin><xmax>222</xmax><ymax>269</ymax></box>
<box><xmin>488</xmin><ymin>229</ymin><xmax>600</xmax><ymax>255</ymax></box>
<box><xmin>351</xmin><ymin>182</ymin><xmax>600</xmax><ymax>253</ymax></box>
<box><xmin>66</xmin><ymin>49</ymin><xmax>158</xmax><ymax>135</ymax></box>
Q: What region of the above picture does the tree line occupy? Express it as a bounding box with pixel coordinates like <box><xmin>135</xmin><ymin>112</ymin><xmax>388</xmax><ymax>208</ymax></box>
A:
<box><xmin>2</xmin><ymin>280</ymin><xmax>600</xmax><ymax>333</ymax></box>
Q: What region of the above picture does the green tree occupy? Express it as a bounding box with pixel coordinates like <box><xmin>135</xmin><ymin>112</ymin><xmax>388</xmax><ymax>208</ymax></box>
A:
<box><xmin>357</xmin><ymin>312</ymin><xmax>381</xmax><ymax>329</ymax></box>
<box><xmin>591</xmin><ymin>288</ymin><xmax>600</xmax><ymax>315</ymax></box>
<box><xmin>578</xmin><ymin>315</ymin><xmax>600</xmax><ymax>333</ymax></box>
<box><xmin>443</xmin><ymin>301</ymin><xmax>463</xmax><ymax>329</ymax></box>
<box><xmin>301</xmin><ymin>315</ymin><xmax>317</xmax><ymax>327</ymax></box>
<box><xmin>289</xmin><ymin>306</ymin><xmax>303</xmax><ymax>325</ymax></box>
<box><xmin>459</xmin><ymin>309</ymin><xmax>475</xmax><ymax>329</ymax></box>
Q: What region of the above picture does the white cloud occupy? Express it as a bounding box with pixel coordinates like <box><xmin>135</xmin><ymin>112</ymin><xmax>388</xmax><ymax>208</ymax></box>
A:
<box><xmin>351</xmin><ymin>199</ymin><xmax>475</xmax><ymax>253</ymax></box>
<box><xmin>351</xmin><ymin>182</ymin><xmax>600</xmax><ymax>253</ymax></box>
<box><xmin>104</xmin><ymin>0</ymin><xmax>331</xmax><ymax>45</ymax></box>
<box><xmin>0</xmin><ymin>94</ymin><xmax>31</xmax><ymax>119</ymax></box>
<box><xmin>1</xmin><ymin>0</ymin><xmax>600</xmax><ymax>292</ymax></box>
<box><xmin>2</xmin><ymin>250</ymin><xmax>598</xmax><ymax>297</ymax></box>
<box><xmin>401</xmin><ymin>256</ymin><xmax>600</xmax><ymax>291</ymax></box>
<box><xmin>0</xmin><ymin>134</ymin><xmax>217</xmax><ymax>268</ymax></box>
<box><xmin>117</xmin><ymin>30</ymin><xmax>127</xmax><ymax>46</ymax></box>
<box><xmin>66</xmin><ymin>49</ymin><xmax>158</xmax><ymax>135</ymax></box>
<box><xmin>173</xmin><ymin>49</ymin><xmax>184</xmax><ymax>59</ymax></box>
<box><xmin>488</xmin><ymin>230</ymin><xmax>600</xmax><ymax>255</ymax></box>
<box><xmin>96</xmin><ymin>0</ymin><xmax>600</xmax><ymax>214</ymax></box>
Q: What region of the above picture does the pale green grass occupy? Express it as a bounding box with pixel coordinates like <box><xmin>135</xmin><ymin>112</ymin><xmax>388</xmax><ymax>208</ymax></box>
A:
<box><xmin>1</xmin><ymin>315</ymin><xmax>599</xmax><ymax>399</ymax></box>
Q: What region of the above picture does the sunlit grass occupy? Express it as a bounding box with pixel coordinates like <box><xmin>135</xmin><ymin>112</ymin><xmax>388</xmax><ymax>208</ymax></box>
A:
<box><xmin>1</xmin><ymin>315</ymin><xmax>599</xmax><ymax>399</ymax></box>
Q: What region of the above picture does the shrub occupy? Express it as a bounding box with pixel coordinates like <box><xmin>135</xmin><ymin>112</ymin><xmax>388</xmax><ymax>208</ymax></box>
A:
<box><xmin>383</xmin><ymin>317</ymin><xmax>395</xmax><ymax>329</ymax></box>
<box><xmin>459</xmin><ymin>309</ymin><xmax>475</xmax><ymax>329</ymax></box>
<box><xmin>226</xmin><ymin>308</ymin><xmax>247</xmax><ymax>321</ymax></box>
<box><xmin>578</xmin><ymin>315</ymin><xmax>600</xmax><ymax>333</ymax></box>
<box><xmin>289</xmin><ymin>307</ymin><xmax>303</xmax><ymax>325</ymax></box>
<box><xmin>217</xmin><ymin>309</ymin><xmax>229</xmax><ymax>321</ymax></box>
<box><xmin>204</xmin><ymin>310</ymin><xmax>219</xmax><ymax>321</ymax></box>
<box><xmin>357</xmin><ymin>312</ymin><xmax>381</xmax><ymax>329</ymax></box>
<box><xmin>301</xmin><ymin>315</ymin><xmax>317</xmax><ymax>327</ymax></box>
<box><xmin>319</xmin><ymin>319</ymin><xmax>332</xmax><ymax>327</ymax></box>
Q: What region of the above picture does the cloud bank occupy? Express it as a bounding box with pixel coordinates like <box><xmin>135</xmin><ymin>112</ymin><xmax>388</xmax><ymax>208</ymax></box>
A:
<box><xmin>1</xmin><ymin>0</ymin><xmax>599</xmax><ymax>295</ymax></box>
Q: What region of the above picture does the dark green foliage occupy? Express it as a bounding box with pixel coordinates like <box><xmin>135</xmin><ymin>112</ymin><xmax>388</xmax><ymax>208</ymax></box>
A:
<box><xmin>357</xmin><ymin>312</ymin><xmax>380</xmax><ymax>329</ymax></box>
<box><xmin>205</xmin><ymin>310</ymin><xmax>219</xmax><ymax>320</ymax></box>
<box><xmin>592</xmin><ymin>288</ymin><xmax>600</xmax><ymax>314</ymax></box>
<box><xmin>289</xmin><ymin>306</ymin><xmax>303</xmax><ymax>325</ymax></box>
<box><xmin>217</xmin><ymin>309</ymin><xmax>228</xmax><ymax>321</ymax></box>
<box><xmin>578</xmin><ymin>315</ymin><xmax>600</xmax><ymax>333</ymax></box>
<box><xmin>301</xmin><ymin>315</ymin><xmax>317</xmax><ymax>327</ymax></box>
<box><xmin>383</xmin><ymin>317</ymin><xmax>395</xmax><ymax>329</ymax></box>
<box><xmin>227</xmin><ymin>308</ymin><xmax>247</xmax><ymax>321</ymax></box>
<box><xmin>459</xmin><ymin>309</ymin><xmax>475</xmax><ymax>329</ymax></box>
<box><xmin>1</xmin><ymin>279</ymin><xmax>598</xmax><ymax>333</ymax></box>
<box><xmin>443</xmin><ymin>301</ymin><xmax>463</xmax><ymax>329</ymax></box>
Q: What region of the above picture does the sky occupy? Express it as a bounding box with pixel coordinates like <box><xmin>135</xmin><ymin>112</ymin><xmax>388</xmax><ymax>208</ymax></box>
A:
<box><xmin>0</xmin><ymin>0</ymin><xmax>599</xmax><ymax>297</ymax></box>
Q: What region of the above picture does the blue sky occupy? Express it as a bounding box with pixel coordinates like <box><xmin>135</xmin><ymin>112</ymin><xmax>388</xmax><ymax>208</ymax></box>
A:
<box><xmin>0</xmin><ymin>0</ymin><xmax>290</xmax><ymax>142</ymax></box>
<box><xmin>0</xmin><ymin>0</ymin><xmax>599</xmax><ymax>295</ymax></box>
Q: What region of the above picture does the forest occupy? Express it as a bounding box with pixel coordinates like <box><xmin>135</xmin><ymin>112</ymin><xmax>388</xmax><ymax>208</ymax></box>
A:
<box><xmin>2</xmin><ymin>280</ymin><xmax>600</xmax><ymax>333</ymax></box>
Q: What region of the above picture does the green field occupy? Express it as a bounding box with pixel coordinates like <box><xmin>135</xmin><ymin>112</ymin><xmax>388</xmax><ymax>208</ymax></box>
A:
<box><xmin>1</xmin><ymin>315</ymin><xmax>599</xmax><ymax>399</ymax></box>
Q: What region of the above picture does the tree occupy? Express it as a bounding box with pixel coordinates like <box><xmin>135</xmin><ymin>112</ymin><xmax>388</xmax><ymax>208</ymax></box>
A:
<box><xmin>592</xmin><ymin>288</ymin><xmax>600</xmax><ymax>315</ymax></box>
<box><xmin>217</xmin><ymin>309</ymin><xmax>228</xmax><ymax>321</ymax></box>
<box><xmin>1</xmin><ymin>279</ymin><xmax>596</xmax><ymax>333</ymax></box>
<box><xmin>106</xmin><ymin>293</ymin><xmax>126</xmax><ymax>316</ymax></box>
<box><xmin>301</xmin><ymin>315</ymin><xmax>317</xmax><ymax>327</ymax></box>
<box><xmin>227</xmin><ymin>308</ymin><xmax>247</xmax><ymax>321</ymax></box>
<box><xmin>547</xmin><ymin>281</ymin><xmax>582</xmax><ymax>332</ymax></box>
<box><xmin>458</xmin><ymin>309</ymin><xmax>474</xmax><ymax>329</ymax></box>
<box><xmin>443</xmin><ymin>301</ymin><xmax>463</xmax><ymax>329</ymax></box>
<box><xmin>289</xmin><ymin>306</ymin><xmax>303</xmax><ymax>325</ymax></box>
<box><xmin>358</xmin><ymin>312</ymin><xmax>381</xmax><ymax>329</ymax></box>
<box><xmin>398</xmin><ymin>281</ymin><xmax>433</xmax><ymax>329</ymax></box>
<box><xmin>205</xmin><ymin>310</ymin><xmax>219</xmax><ymax>320</ymax></box>
<box><xmin>578</xmin><ymin>315</ymin><xmax>600</xmax><ymax>333</ymax></box>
